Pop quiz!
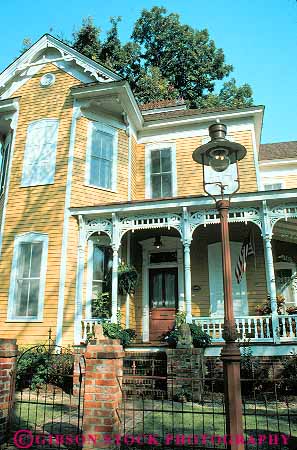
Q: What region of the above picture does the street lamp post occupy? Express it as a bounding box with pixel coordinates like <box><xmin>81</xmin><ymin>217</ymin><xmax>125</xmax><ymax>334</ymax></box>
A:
<box><xmin>193</xmin><ymin>123</ymin><xmax>247</xmax><ymax>450</ymax></box>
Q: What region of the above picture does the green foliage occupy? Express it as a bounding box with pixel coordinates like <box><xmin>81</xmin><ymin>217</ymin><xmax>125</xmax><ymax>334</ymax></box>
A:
<box><xmin>162</xmin><ymin>317</ymin><xmax>211</xmax><ymax>348</ymax></box>
<box><xmin>174</xmin><ymin>386</ymin><xmax>192</xmax><ymax>402</ymax></box>
<box><xmin>279</xmin><ymin>351</ymin><xmax>297</xmax><ymax>394</ymax></box>
<box><xmin>175</xmin><ymin>311</ymin><xmax>187</xmax><ymax>328</ymax></box>
<box><xmin>102</xmin><ymin>322</ymin><xmax>137</xmax><ymax>347</ymax></box>
<box><xmin>255</xmin><ymin>294</ymin><xmax>285</xmax><ymax>315</ymax></box>
<box><xmin>92</xmin><ymin>291</ymin><xmax>111</xmax><ymax>319</ymax></box>
<box><xmin>16</xmin><ymin>346</ymin><xmax>73</xmax><ymax>392</ymax></box>
<box><xmin>118</xmin><ymin>263</ymin><xmax>139</xmax><ymax>295</ymax></box>
<box><xmin>189</xmin><ymin>323</ymin><xmax>212</xmax><ymax>348</ymax></box>
<box><xmin>72</xmin><ymin>17</ymin><xmax>101</xmax><ymax>60</ymax></box>
<box><xmin>21</xmin><ymin>8</ymin><xmax>253</xmax><ymax>109</ymax></box>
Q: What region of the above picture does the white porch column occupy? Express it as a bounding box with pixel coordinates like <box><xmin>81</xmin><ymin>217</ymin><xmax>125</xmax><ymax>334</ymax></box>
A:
<box><xmin>74</xmin><ymin>215</ymin><xmax>86</xmax><ymax>345</ymax></box>
<box><xmin>125</xmin><ymin>232</ymin><xmax>131</xmax><ymax>329</ymax></box>
<box><xmin>262</xmin><ymin>202</ymin><xmax>280</xmax><ymax>343</ymax></box>
<box><xmin>111</xmin><ymin>213</ymin><xmax>120</xmax><ymax>323</ymax></box>
<box><xmin>182</xmin><ymin>207</ymin><xmax>192</xmax><ymax>323</ymax></box>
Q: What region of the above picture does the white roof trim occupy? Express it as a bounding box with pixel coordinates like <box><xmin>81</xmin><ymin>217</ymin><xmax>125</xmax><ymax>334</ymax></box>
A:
<box><xmin>0</xmin><ymin>34</ymin><xmax>121</xmax><ymax>98</ymax></box>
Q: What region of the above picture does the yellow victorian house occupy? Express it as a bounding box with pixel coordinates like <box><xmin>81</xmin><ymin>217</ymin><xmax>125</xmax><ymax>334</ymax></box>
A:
<box><xmin>0</xmin><ymin>35</ymin><xmax>296</xmax><ymax>356</ymax></box>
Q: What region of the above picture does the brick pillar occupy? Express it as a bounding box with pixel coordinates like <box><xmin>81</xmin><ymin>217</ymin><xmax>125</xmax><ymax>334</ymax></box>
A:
<box><xmin>0</xmin><ymin>339</ymin><xmax>18</xmax><ymax>444</ymax></box>
<box><xmin>83</xmin><ymin>329</ymin><xmax>124</xmax><ymax>449</ymax></box>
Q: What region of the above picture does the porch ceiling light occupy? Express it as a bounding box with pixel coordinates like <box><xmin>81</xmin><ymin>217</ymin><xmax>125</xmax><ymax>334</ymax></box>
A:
<box><xmin>154</xmin><ymin>236</ymin><xmax>163</xmax><ymax>249</ymax></box>
<box><xmin>192</xmin><ymin>123</ymin><xmax>247</xmax><ymax>172</ymax></box>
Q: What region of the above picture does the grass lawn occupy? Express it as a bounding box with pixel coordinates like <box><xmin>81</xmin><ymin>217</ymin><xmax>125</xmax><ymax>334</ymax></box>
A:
<box><xmin>12</xmin><ymin>390</ymin><xmax>82</xmax><ymax>436</ymax></box>
<box><xmin>120</xmin><ymin>398</ymin><xmax>297</xmax><ymax>449</ymax></box>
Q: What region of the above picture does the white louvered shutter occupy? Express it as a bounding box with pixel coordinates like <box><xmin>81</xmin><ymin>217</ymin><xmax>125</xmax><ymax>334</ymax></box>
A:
<box><xmin>22</xmin><ymin>120</ymin><xmax>58</xmax><ymax>186</ymax></box>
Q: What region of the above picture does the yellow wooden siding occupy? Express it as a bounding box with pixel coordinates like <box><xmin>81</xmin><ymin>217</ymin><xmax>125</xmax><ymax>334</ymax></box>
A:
<box><xmin>133</xmin><ymin>130</ymin><xmax>257</xmax><ymax>200</ymax></box>
<box><xmin>261</xmin><ymin>174</ymin><xmax>297</xmax><ymax>189</ymax></box>
<box><xmin>70</xmin><ymin>118</ymin><xmax>129</xmax><ymax>207</ymax></box>
<box><xmin>0</xmin><ymin>63</ymin><xmax>77</xmax><ymax>345</ymax></box>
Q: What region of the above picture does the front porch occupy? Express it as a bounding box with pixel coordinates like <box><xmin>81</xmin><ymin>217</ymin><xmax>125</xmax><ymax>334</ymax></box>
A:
<box><xmin>81</xmin><ymin>314</ymin><xmax>297</xmax><ymax>344</ymax></box>
<box><xmin>71</xmin><ymin>194</ymin><xmax>297</xmax><ymax>348</ymax></box>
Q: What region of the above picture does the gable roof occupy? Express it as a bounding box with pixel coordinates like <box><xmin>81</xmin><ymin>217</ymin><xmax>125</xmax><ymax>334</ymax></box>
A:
<box><xmin>0</xmin><ymin>34</ymin><xmax>121</xmax><ymax>99</ymax></box>
<box><xmin>259</xmin><ymin>141</ymin><xmax>297</xmax><ymax>161</ymax></box>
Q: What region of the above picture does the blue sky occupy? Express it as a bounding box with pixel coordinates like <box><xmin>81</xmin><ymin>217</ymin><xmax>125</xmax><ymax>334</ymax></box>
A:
<box><xmin>1</xmin><ymin>0</ymin><xmax>296</xmax><ymax>143</ymax></box>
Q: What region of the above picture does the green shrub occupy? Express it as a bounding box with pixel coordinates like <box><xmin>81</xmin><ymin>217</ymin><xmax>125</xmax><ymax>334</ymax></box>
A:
<box><xmin>16</xmin><ymin>346</ymin><xmax>73</xmax><ymax>392</ymax></box>
<box><xmin>102</xmin><ymin>322</ymin><xmax>137</xmax><ymax>347</ymax></box>
<box><xmin>92</xmin><ymin>292</ymin><xmax>111</xmax><ymax>319</ymax></box>
<box><xmin>279</xmin><ymin>351</ymin><xmax>297</xmax><ymax>394</ymax></box>
<box><xmin>162</xmin><ymin>321</ymin><xmax>211</xmax><ymax>348</ymax></box>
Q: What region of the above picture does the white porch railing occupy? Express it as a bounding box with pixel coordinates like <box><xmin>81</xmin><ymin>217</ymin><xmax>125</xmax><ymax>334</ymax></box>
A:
<box><xmin>193</xmin><ymin>315</ymin><xmax>297</xmax><ymax>342</ymax></box>
<box><xmin>81</xmin><ymin>318</ymin><xmax>111</xmax><ymax>342</ymax></box>
<box><xmin>81</xmin><ymin>315</ymin><xmax>297</xmax><ymax>344</ymax></box>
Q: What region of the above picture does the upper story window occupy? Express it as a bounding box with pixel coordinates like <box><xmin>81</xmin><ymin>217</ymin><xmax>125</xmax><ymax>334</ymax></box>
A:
<box><xmin>86</xmin><ymin>122</ymin><xmax>118</xmax><ymax>191</ymax></box>
<box><xmin>8</xmin><ymin>232</ymin><xmax>48</xmax><ymax>321</ymax></box>
<box><xmin>145</xmin><ymin>143</ymin><xmax>177</xmax><ymax>199</ymax></box>
<box><xmin>21</xmin><ymin>119</ymin><xmax>59</xmax><ymax>187</ymax></box>
<box><xmin>264</xmin><ymin>182</ymin><xmax>284</xmax><ymax>191</ymax></box>
<box><xmin>0</xmin><ymin>134</ymin><xmax>11</xmax><ymax>196</ymax></box>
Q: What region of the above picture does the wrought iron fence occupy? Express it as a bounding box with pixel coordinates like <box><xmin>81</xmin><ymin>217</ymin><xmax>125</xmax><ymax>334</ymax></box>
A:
<box><xmin>119</xmin><ymin>353</ymin><xmax>297</xmax><ymax>450</ymax></box>
<box><xmin>4</xmin><ymin>338</ymin><xmax>85</xmax><ymax>450</ymax></box>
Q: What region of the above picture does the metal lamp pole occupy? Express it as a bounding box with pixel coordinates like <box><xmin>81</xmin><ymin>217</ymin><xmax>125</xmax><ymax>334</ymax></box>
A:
<box><xmin>193</xmin><ymin>123</ymin><xmax>247</xmax><ymax>450</ymax></box>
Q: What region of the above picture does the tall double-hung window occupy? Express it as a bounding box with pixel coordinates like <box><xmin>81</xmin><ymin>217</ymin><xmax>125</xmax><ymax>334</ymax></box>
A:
<box><xmin>22</xmin><ymin>119</ymin><xmax>59</xmax><ymax>186</ymax></box>
<box><xmin>8</xmin><ymin>233</ymin><xmax>48</xmax><ymax>320</ymax></box>
<box><xmin>86</xmin><ymin>122</ymin><xmax>118</xmax><ymax>191</ymax></box>
<box><xmin>146</xmin><ymin>143</ymin><xmax>177</xmax><ymax>199</ymax></box>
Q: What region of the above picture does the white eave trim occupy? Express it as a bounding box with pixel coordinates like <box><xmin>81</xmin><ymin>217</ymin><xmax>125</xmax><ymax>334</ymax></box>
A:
<box><xmin>72</xmin><ymin>81</ymin><xmax>143</xmax><ymax>129</ymax></box>
<box><xmin>0</xmin><ymin>98</ymin><xmax>19</xmax><ymax>113</ymax></box>
<box><xmin>259</xmin><ymin>159</ymin><xmax>297</xmax><ymax>166</ymax></box>
<box><xmin>142</xmin><ymin>107</ymin><xmax>264</xmax><ymax>130</ymax></box>
<box><xmin>69</xmin><ymin>188</ymin><xmax>297</xmax><ymax>216</ymax></box>
<box><xmin>0</xmin><ymin>34</ymin><xmax>121</xmax><ymax>92</ymax></box>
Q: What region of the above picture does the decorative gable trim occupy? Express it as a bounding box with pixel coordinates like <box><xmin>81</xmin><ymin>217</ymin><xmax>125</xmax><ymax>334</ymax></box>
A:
<box><xmin>0</xmin><ymin>34</ymin><xmax>121</xmax><ymax>99</ymax></box>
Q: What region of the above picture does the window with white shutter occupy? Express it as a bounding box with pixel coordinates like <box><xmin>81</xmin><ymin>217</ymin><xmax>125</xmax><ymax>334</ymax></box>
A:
<box><xmin>86</xmin><ymin>122</ymin><xmax>118</xmax><ymax>190</ymax></box>
<box><xmin>8</xmin><ymin>233</ymin><xmax>48</xmax><ymax>320</ymax></box>
<box><xmin>21</xmin><ymin>119</ymin><xmax>59</xmax><ymax>186</ymax></box>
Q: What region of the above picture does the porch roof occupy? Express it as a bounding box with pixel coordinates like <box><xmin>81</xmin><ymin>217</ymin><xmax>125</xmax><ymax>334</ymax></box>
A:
<box><xmin>69</xmin><ymin>187</ymin><xmax>297</xmax><ymax>217</ymax></box>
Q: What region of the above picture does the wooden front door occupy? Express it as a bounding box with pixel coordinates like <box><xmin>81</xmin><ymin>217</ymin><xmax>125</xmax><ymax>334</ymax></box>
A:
<box><xmin>149</xmin><ymin>268</ymin><xmax>178</xmax><ymax>341</ymax></box>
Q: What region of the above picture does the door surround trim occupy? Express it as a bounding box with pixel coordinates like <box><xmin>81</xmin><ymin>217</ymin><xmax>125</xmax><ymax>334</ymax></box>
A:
<box><xmin>139</xmin><ymin>237</ymin><xmax>184</xmax><ymax>342</ymax></box>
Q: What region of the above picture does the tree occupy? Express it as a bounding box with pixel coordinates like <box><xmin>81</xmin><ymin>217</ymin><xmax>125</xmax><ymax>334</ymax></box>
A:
<box><xmin>20</xmin><ymin>7</ymin><xmax>253</xmax><ymax>109</ymax></box>
<box><xmin>131</xmin><ymin>6</ymin><xmax>236</xmax><ymax>107</ymax></box>
<box><xmin>72</xmin><ymin>17</ymin><xmax>101</xmax><ymax>61</ymax></box>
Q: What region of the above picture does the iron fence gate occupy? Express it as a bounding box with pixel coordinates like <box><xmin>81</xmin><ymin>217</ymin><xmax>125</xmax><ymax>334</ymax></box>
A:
<box><xmin>119</xmin><ymin>353</ymin><xmax>297</xmax><ymax>450</ymax></box>
<box><xmin>4</xmin><ymin>339</ymin><xmax>85</xmax><ymax>450</ymax></box>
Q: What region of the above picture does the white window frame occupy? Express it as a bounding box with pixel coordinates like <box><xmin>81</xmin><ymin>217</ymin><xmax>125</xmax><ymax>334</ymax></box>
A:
<box><xmin>86</xmin><ymin>236</ymin><xmax>111</xmax><ymax>319</ymax></box>
<box><xmin>85</xmin><ymin>121</ymin><xmax>118</xmax><ymax>192</ymax></box>
<box><xmin>21</xmin><ymin>119</ymin><xmax>59</xmax><ymax>187</ymax></box>
<box><xmin>145</xmin><ymin>142</ymin><xmax>177</xmax><ymax>199</ymax></box>
<box><xmin>0</xmin><ymin>134</ymin><xmax>12</xmax><ymax>197</ymax></box>
<box><xmin>7</xmin><ymin>232</ymin><xmax>48</xmax><ymax>321</ymax></box>
<box><xmin>263</xmin><ymin>180</ymin><xmax>285</xmax><ymax>191</ymax></box>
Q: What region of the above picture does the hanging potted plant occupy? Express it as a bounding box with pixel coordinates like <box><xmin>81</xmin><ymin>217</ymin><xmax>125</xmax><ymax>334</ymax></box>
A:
<box><xmin>118</xmin><ymin>263</ymin><xmax>139</xmax><ymax>295</ymax></box>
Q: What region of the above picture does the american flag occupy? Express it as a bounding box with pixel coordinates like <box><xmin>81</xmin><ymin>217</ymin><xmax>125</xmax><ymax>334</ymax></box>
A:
<box><xmin>235</xmin><ymin>233</ymin><xmax>255</xmax><ymax>284</ymax></box>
